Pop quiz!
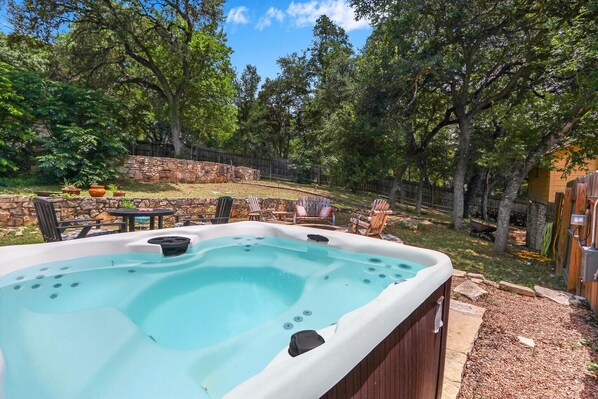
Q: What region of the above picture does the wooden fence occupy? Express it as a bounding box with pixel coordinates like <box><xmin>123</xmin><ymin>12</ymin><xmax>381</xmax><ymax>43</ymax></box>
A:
<box><xmin>129</xmin><ymin>143</ymin><xmax>528</xmax><ymax>222</ymax></box>
<box><xmin>554</xmin><ymin>171</ymin><xmax>598</xmax><ymax>314</ymax></box>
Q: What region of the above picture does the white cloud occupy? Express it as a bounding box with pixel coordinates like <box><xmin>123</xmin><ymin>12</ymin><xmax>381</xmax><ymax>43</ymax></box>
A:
<box><xmin>227</xmin><ymin>6</ymin><xmax>250</xmax><ymax>25</ymax></box>
<box><xmin>256</xmin><ymin>7</ymin><xmax>285</xmax><ymax>31</ymax></box>
<box><xmin>286</xmin><ymin>0</ymin><xmax>369</xmax><ymax>32</ymax></box>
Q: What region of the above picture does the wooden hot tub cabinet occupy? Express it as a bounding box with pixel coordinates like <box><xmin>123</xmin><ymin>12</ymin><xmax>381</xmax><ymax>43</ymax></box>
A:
<box><xmin>321</xmin><ymin>278</ymin><xmax>451</xmax><ymax>399</ymax></box>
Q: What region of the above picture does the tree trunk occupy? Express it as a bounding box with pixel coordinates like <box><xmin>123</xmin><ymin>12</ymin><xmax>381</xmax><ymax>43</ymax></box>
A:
<box><xmin>494</xmin><ymin>170</ymin><xmax>526</xmax><ymax>252</ymax></box>
<box><xmin>389</xmin><ymin>162</ymin><xmax>408</xmax><ymax>207</ymax></box>
<box><xmin>463</xmin><ymin>172</ymin><xmax>484</xmax><ymax>218</ymax></box>
<box><xmin>416</xmin><ymin>175</ymin><xmax>424</xmax><ymax>214</ymax></box>
<box><xmin>415</xmin><ymin>158</ymin><xmax>427</xmax><ymax>214</ymax></box>
<box><xmin>168</xmin><ymin>104</ymin><xmax>184</xmax><ymax>156</ymax></box>
<box><xmin>452</xmin><ymin>118</ymin><xmax>472</xmax><ymax>229</ymax></box>
<box><xmin>481</xmin><ymin>172</ymin><xmax>490</xmax><ymax>220</ymax></box>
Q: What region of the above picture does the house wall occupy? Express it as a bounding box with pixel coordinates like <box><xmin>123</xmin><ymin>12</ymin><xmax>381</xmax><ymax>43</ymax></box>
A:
<box><xmin>547</xmin><ymin>158</ymin><xmax>598</xmax><ymax>202</ymax></box>
<box><xmin>528</xmin><ymin>168</ymin><xmax>552</xmax><ymax>203</ymax></box>
<box><xmin>527</xmin><ymin>152</ymin><xmax>598</xmax><ymax>203</ymax></box>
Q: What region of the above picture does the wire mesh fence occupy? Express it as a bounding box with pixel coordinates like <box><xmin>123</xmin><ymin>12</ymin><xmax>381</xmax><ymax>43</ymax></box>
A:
<box><xmin>129</xmin><ymin>142</ymin><xmax>528</xmax><ymax>220</ymax></box>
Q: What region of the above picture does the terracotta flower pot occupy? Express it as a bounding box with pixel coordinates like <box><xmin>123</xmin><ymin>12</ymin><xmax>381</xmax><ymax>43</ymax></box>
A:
<box><xmin>88</xmin><ymin>185</ymin><xmax>106</xmax><ymax>197</ymax></box>
<box><xmin>113</xmin><ymin>190</ymin><xmax>126</xmax><ymax>197</ymax></box>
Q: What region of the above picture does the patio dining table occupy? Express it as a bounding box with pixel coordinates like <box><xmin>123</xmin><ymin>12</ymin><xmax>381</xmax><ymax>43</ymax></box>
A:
<box><xmin>107</xmin><ymin>208</ymin><xmax>174</xmax><ymax>232</ymax></box>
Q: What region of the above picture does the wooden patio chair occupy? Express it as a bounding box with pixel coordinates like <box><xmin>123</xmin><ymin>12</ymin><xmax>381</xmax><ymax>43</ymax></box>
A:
<box><xmin>350</xmin><ymin>210</ymin><xmax>392</xmax><ymax>238</ymax></box>
<box><xmin>293</xmin><ymin>196</ymin><xmax>335</xmax><ymax>225</ymax></box>
<box><xmin>33</xmin><ymin>197</ymin><xmax>125</xmax><ymax>243</ymax></box>
<box><xmin>353</xmin><ymin>199</ymin><xmax>392</xmax><ymax>219</ymax></box>
<box><xmin>247</xmin><ymin>196</ymin><xmax>276</xmax><ymax>221</ymax></box>
<box><xmin>176</xmin><ymin>196</ymin><xmax>233</xmax><ymax>226</ymax></box>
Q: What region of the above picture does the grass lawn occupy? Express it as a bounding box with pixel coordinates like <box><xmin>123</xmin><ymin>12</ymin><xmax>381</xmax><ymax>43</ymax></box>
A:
<box><xmin>0</xmin><ymin>177</ymin><xmax>383</xmax><ymax>208</ymax></box>
<box><xmin>1</xmin><ymin>179</ymin><xmax>317</xmax><ymax>201</ymax></box>
<box><xmin>0</xmin><ymin>178</ymin><xmax>564</xmax><ymax>290</ymax></box>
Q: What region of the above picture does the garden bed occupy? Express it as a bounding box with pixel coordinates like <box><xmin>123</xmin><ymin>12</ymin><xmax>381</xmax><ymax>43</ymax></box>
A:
<box><xmin>453</xmin><ymin>275</ymin><xmax>598</xmax><ymax>399</ymax></box>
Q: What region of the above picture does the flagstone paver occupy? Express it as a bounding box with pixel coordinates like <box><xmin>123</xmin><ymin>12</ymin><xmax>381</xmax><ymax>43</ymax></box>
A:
<box><xmin>534</xmin><ymin>285</ymin><xmax>571</xmax><ymax>306</ymax></box>
<box><xmin>442</xmin><ymin>299</ymin><xmax>486</xmax><ymax>399</ymax></box>
<box><xmin>498</xmin><ymin>280</ymin><xmax>536</xmax><ymax>297</ymax></box>
<box><xmin>454</xmin><ymin>280</ymin><xmax>488</xmax><ymax>302</ymax></box>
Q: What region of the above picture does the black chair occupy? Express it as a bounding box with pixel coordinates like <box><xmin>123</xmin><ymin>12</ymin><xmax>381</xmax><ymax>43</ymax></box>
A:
<box><xmin>176</xmin><ymin>196</ymin><xmax>233</xmax><ymax>226</ymax></box>
<box><xmin>33</xmin><ymin>197</ymin><xmax>126</xmax><ymax>242</ymax></box>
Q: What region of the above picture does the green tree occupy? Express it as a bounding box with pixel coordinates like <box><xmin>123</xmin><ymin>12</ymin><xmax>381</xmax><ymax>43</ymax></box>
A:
<box><xmin>305</xmin><ymin>16</ymin><xmax>355</xmax><ymax>164</ymax></box>
<box><xmin>9</xmin><ymin>0</ymin><xmax>229</xmax><ymax>155</ymax></box>
<box><xmin>227</xmin><ymin>64</ymin><xmax>269</xmax><ymax>155</ymax></box>
<box><xmin>347</xmin><ymin>24</ymin><xmax>455</xmax><ymax>206</ymax></box>
<box><xmin>36</xmin><ymin>82</ymin><xmax>132</xmax><ymax>185</ymax></box>
<box><xmin>258</xmin><ymin>53</ymin><xmax>311</xmax><ymax>159</ymax></box>
<box><xmin>485</xmin><ymin>4</ymin><xmax>597</xmax><ymax>251</ymax></box>
<box><xmin>0</xmin><ymin>62</ymin><xmax>38</xmax><ymax>174</ymax></box>
<box><xmin>352</xmin><ymin>0</ymin><xmax>589</xmax><ymax>229</ymax></box>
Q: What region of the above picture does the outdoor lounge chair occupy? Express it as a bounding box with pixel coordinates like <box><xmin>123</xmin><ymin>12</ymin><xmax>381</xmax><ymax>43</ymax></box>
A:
<box><xmin>33</xmin><ymin>197</ymin><xmax>125</xmax><ymax>242</ymax></box>
<box><xmin>293</xmin><ymin>196</ymin><xmax>335</xmax><ymax>225</ymax></box>
<box><xmin>349</xmin><ymin>199</ymin><xmax>393</xmax><ymax>237</ymax></box>
<box><xmin>176</xmin><ymin>196</ymin><xmax>233</xmax><ymax>226</ymax></box>
<box><xmin>353</xmin><ymin>199</ymin><xmax>392</xmax><ymax>219</ymax></box>
<box><xmin>349</xmin><ymin>209</ymin><xmax>392</xmax><ymax>237</ymax></box>
<box><xmin>247</xmin><ymin>196</ymin><xmax>276</xmax><ymax>221</ymax></box>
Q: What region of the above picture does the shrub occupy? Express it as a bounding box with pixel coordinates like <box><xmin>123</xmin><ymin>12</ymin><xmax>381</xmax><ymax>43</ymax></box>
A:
<box><xmin>36</xmin><ymin>83</ymin><xmax>131</xmax><ymax>185</ymax></box>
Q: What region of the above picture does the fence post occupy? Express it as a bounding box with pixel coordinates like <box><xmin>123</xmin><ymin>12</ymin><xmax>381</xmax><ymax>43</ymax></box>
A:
<box><xmin>567</xmin><ymin>183</ymin><xmax>587</xmax><ymax>293</ymax></box>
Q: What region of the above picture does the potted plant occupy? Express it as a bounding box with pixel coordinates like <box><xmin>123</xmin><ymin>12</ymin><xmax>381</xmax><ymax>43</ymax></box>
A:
<box><xmin>88</xmin><ymin>183</ymin><xmax>106</xmax><ymax>197</ymax></box>
<box><xmin>61</xmin><ymin>179</ymin><xmax>81</xmax><ymax>195</ymax></box>
<box><xmin>108</xmin><ymin>184</ymin><xmax>126</xmax><ymax>197</ymax></box>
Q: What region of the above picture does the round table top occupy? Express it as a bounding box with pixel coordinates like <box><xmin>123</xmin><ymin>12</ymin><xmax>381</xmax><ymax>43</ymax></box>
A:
<box><xmin>107</xmin><ymin>208</ymin><xmax>175</xmax><ymax>217</ymax></box>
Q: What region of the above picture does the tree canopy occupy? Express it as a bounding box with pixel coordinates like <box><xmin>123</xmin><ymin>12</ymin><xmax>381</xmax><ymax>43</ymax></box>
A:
<box><xmin>8</xmin><ymin>0</ymin><xmax>234</xmax><ymax>155</ymax></box>
<box><xmin>2</xmin><ymin>0</ymin><xmax>596</xmax><ymax>253</ymax></box>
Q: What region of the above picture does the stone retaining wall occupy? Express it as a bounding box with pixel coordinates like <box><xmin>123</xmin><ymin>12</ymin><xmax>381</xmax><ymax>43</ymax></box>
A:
<box><xmin>0</xmin><ymin>196</ymin><xmax>294</xmax><ymax>228</ymax></box>
<box><xmin>123</xmin><ymin>155</ymin><xmax>259</xmax><ymax>184</ymax></box>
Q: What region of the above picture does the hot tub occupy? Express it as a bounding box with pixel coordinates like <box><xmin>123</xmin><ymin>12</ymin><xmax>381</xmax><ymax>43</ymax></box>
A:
<box><xmin>0</xmin><ymin>222</ymin><xmax>452</xmax><ymax>399</ymax></box>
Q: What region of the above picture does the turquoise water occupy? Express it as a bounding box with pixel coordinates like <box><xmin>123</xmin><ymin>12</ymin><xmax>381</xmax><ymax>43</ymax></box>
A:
<box><xmin>0</xmin><ymin>236</ymin><xmax>425</xmax><ymax>399</ymax></box>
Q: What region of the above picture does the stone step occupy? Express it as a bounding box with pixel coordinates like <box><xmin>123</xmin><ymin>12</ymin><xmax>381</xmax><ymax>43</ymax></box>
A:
<box><xmin>442</xmin><ymin>300</ymin><xmax>486</xmax><ymax>399</ymax></box>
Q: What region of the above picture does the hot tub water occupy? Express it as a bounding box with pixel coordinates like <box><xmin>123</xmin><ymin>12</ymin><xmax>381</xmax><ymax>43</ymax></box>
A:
<box><xmin>0</xmin><ymin>235</ymin><xmax>424</xmax><ymax>399</ymax></box>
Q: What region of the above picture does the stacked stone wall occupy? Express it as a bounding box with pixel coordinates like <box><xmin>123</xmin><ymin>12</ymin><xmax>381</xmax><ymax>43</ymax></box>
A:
<box><xmin>123</xmin><ymin>156</ymin><xmax>259</xmax><ymax>184</ymax></box>
<box><xmin>0</xmin><ymin>196</ymin><xmax>294</xmax><ymax>228</ymax></box>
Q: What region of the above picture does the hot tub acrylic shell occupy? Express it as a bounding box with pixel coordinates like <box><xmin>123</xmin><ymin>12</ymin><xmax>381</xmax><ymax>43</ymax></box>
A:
<box><xmin>0</xmin><ymin>221</ymin><xmax>453</xmax><ymax>399</ymax></box>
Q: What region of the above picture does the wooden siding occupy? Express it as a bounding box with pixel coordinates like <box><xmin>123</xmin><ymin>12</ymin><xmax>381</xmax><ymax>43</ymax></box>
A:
<box><xmin>528</xmin><ymin>150</ymin><xmax>598</xmax><ymax>203</ymax></box>
<box><xmin>528</xmin><ymin>167</ymin><xmax>552</xmax><ymax>203</ymax></box>
<box><xmin>548</xmin><ymin>166</ymin><xmax>597</xmax><ymax>202</ymax></box>
<box><xmin>321</xmin><ymin>280</ymin><xmax>451</xmax><ymax>399</ymax></box>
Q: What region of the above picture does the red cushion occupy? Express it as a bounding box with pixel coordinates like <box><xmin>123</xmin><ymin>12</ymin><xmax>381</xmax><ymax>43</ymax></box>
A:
<box><xmin>319</xmin><ymin>206</ymin><xmax>333</xmax><ymax>218</ymax></box>
<box><xmin>295</xmin><ymin>205</ymin><xmax>308</xmax><ymax>217</ymax></box>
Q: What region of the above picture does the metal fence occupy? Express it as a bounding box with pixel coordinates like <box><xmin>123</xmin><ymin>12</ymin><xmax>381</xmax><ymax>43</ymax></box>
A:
<box><xmin>129</xmin><ymin>142</ymin><xmax>528</xmax><ymax>220</ymax></box>
<box><xmin>358</xmin><ymin>177</ymin><xmax>528</xmax><ymax>223</ymax></box>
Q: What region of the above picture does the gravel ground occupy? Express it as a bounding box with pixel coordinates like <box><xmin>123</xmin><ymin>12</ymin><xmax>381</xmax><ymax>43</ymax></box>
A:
<box><xmin>455</xmin><ymin>276</ymin><xmax>598</xmax><ymax>399</ymax></box>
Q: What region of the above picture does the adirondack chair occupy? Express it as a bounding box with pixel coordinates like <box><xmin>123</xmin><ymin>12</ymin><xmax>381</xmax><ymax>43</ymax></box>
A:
<box><xmin>349</xmin><ymin>199</ymin><xmax>393</xmax><ymax>237</ymax></box>
<box><xmin>33</xmin><ymin>197</ymin><xmax>125</xmax><ymax>242</ymax></box>
<box><xmin>354</xmin><ymin>199</ymin><xmax>392</xmax><ymax>219</ymax></box>
<box><xmin>247</xmin><ymin>196</ymin><xmax>276</xmax><ymax>222</ymax></box>
<box><xmin>349</xmin><ymin>210</ymin><xmax>392</xmax><ymax>237</ymax></box>
<box><xmin>176</xmin><ymin>196</ymin><xmax>233</xmax><ymax>226</ymax></box>
<box><xmin>293</xmin><ymin>196</ymin><xmax>335</xmax><ymax>225</ymax></box>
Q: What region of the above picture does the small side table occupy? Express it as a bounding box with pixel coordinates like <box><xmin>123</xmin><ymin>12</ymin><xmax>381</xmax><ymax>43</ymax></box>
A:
<box><xmin>272</xmin><ymin>211</ymin><xmax>294</xmax><ymax>222</ymax></box>
<box><xmin>107</xmin><ymin>208</ymin><xmax>175</xmax><ymax>232</ymax></box>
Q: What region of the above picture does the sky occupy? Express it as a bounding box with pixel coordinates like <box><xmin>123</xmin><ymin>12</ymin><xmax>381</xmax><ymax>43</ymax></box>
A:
<box><xmin>0</xmin><ymin>1</ymin><xmax>373</xmax><ymax>80</ymax></box>
<box><xmin>223</xmin><ymin>0</ymin><xmax>372</xmax><ymax>80</ymax></box>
